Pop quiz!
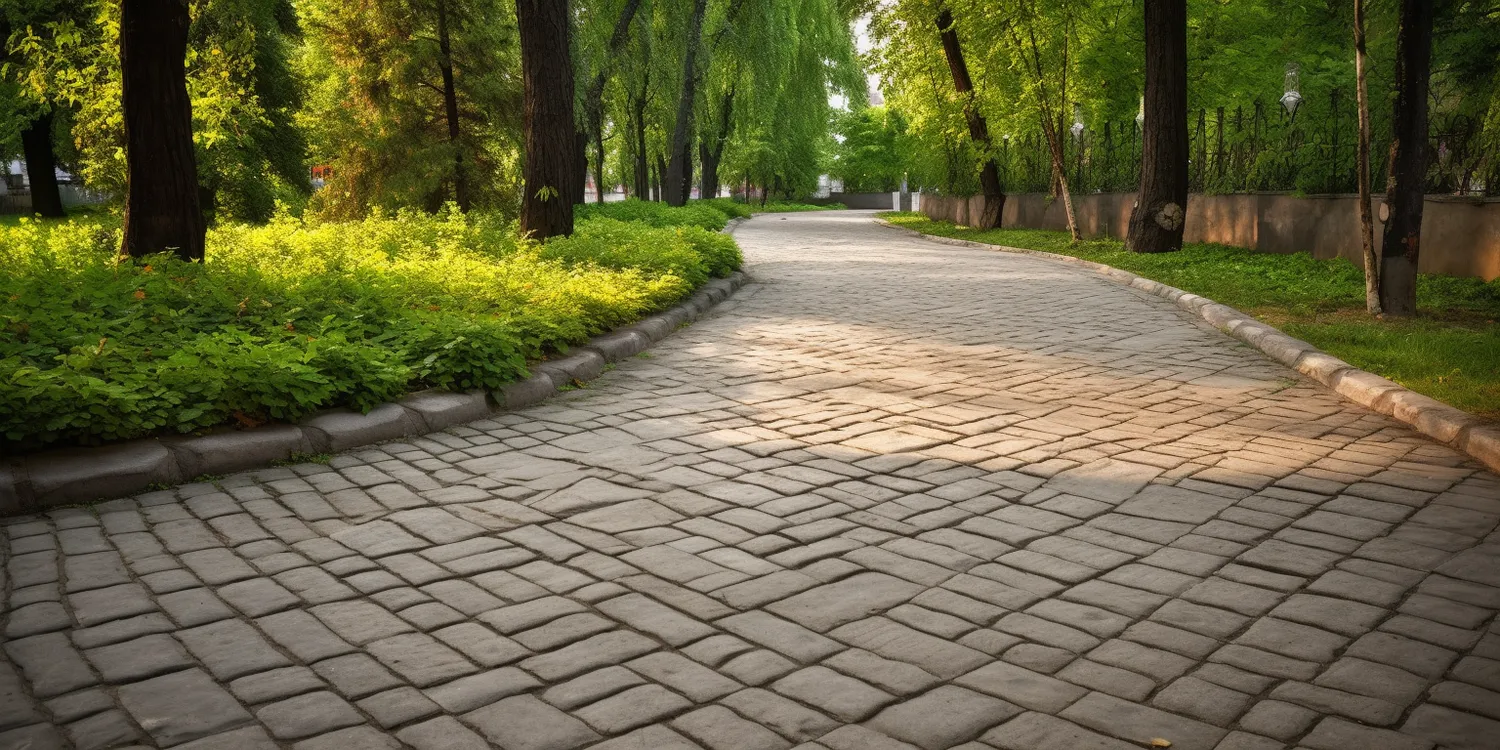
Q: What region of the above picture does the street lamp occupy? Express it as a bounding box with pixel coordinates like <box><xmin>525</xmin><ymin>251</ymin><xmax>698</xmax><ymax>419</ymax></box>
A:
<box><xmin>1071</xmin><ymin>103</ymin><xmax>1085</xmax><ymax>141</ymax></box>
<box><xmin>1280</xmin><ymin>62</ymin><xmax>1303</xmax><ymax>121</ymax></box>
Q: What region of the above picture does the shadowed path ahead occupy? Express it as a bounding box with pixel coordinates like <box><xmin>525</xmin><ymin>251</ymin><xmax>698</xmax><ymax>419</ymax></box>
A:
<box><xmin>4</xmin><ymin>211</ymin><xmax>1499</xmax><ymax>750</ymax></box>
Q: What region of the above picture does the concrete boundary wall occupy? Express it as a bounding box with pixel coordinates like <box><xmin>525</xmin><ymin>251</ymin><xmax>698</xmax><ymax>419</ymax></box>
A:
<box><xmin>920</xmin><ymin>192</ymin><xmax>1500</xmax><ymax>281</ymax></box>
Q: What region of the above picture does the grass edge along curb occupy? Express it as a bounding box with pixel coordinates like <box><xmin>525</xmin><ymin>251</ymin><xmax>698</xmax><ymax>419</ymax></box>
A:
<box><xmin>0</xmin><ymin>217</ymin><xmax>753</xmax><ymax>514</ymax></box>
<box><xmin>874</xmin><ymin>218</ymin><xmax>1500</xmax><ymax>475</ymax></box>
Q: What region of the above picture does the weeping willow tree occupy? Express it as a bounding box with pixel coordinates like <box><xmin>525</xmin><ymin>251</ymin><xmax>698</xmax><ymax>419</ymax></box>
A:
<box><xmin>710</xmin><ymin>0</ymin><xmax>864</xmax><ymax>200</ymax></box>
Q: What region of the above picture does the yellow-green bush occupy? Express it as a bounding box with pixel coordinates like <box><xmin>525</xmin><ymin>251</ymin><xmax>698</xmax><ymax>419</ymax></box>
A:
<box><xmin>0</xmin><ymin>208</ymin><xmax>739</xmax><ymax>448</ymax></box>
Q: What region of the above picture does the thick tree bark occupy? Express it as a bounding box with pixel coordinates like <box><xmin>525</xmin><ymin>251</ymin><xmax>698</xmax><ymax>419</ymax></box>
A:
<box><xmin>19</xmin><ymin>109</ymin><xmax>64</xmax><ymax>218</ymax></box>
<box><xmin>663</xmin><ymin>0</ymin><xmax>708</xmax><ymax>206</ymax></box>
<box><xmin>1126</xmin><ymin>0</ymin><xmax>1188</xmax><ymax>253</ymax></box>
<box><xmin>121</xmin><ymin>0</ymin><xmax>204</xmax><ymax>260</ymax></box>
<box><xmin>1378</xmin><ymin>0</ymin><xmax>1433</xmax><ymax>317</ymax></box>
<box><xmin>936</xmin><ymin>9</ymin><xmax>1003</xmax><ymax>228</ymax></box>
<box><xmin>517</xmin><ymin>0</ymin><xmax>576</xmax><ymax>239</ymax></box>
<box><xmin>1354</xmin><ymin>0</ymin><xmax>1380</xmax><ymax>313</ymax></box>
<box><xmin>436</xmin><ymin>0</ymin><xmax>469</xmax><ymax>212</ymax></box>
<box><xmin>573</xmin><ymin>131</ymin><xmax>589</xmax><ymax>204</ymax></box>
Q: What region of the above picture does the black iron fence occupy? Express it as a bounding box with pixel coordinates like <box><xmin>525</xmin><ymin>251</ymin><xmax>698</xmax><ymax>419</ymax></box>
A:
<box><xmin>992</xmin><ymin>94</ymin><xmax>1496</xmax><ymax>197</ymax></box>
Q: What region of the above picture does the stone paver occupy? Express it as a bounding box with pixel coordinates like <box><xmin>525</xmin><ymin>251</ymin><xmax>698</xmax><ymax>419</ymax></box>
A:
<box><xmin>2</xmin><ymin>211</ymin><xmax>1498</xmax><ymax>748</ymax></box>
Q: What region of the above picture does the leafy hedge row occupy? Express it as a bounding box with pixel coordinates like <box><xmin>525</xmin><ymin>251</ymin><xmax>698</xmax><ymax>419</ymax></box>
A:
<box><xmin>575</xmin><ymin>197</ymin><xmax>837</xmax><ymax>231</ymax></box>
<box><xmin>0</xmin><ymin>208</ymin><xmax>740</xmax><ymax>448</ymax></box>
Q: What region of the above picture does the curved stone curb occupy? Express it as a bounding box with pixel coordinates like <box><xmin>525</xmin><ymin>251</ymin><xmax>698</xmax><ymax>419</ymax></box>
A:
<box><xmin>875</xmin><ymin>218</ymin><xmax>1500</xmax><ymax>474</ymax></box>
<box><xmin>0</xmin><ymin>222</ymin><xmax>754</xmax><ymax>513</ymax></box>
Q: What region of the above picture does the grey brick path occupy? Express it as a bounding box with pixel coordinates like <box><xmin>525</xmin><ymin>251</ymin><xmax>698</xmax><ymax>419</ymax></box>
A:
<box><xmin>4</xmin><ymin>211</ymin><xmax>1499</xmax><ymax>750</ymax></box>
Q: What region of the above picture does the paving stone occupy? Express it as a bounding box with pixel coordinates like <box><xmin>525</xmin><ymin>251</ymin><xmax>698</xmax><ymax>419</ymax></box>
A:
<box><xmin>765</xmin><ymin>572</ymin><xmax>923</xmax><ymax>631</ymax></box>
<box><xmin>954</xmin><ymin>660</ymin><xmax>1087</xmax><ymax>712</ymax></box>
<box><xmin>596</xmin><ymin>593</ymin><xmax>718</xmax><ymax>645</ymax></box>
<box><xmin>980</xmin><ymin>712</ymin><xmax>1139</xmax><ymax>750</ymax></box>
<box><xmin>830</xmin><ymin>617</ymin><xmax>989</xmax><ymax>679</ymax></box>
<box><xmin>521</xmin><ymin>631</ymin><xmax>660</xmax><ymax>681</ymax></box>
<box><xmin>293</xmin><ymin>725</ymin><xmax>404</xmax><ymax>749</ymax></box>
<box><xmin>424</xmin><ymin>667</ymin><xmax>541</xmax><ymax>712</ymax></box>
<box><xmin>867</xmin><ymin>685</ymin><xmax>1020</xmax><ymax>750</ymax></box>
<box><xmin>230</xmin><ymin>666</ymin><xmax>326</xmax><ymax>704</ymax></box>
<box><xmin>1060</xmin><ymin>692</ymin><xmax>1228</xmax><ymax>750</ymax></box>
<box><xmin>1150</xmin><ymin>676</ymin><xmax>1251</xmax><ymax>725</ymax></box>
<box><xmin>1237</xmin><ymin>699</ymin><xmax>1321</xmax><ymax>740</ymax></box>
<box><xmin>1268</xmin><ymin>682</ymin><xmax>1403</xmax><ymax>725</ymax></box>
<box><xmin>1400</xmin><ymin>704</ymin><xmax>1500</xmax><ymax>750</ymax></box>
<box><xmin>312</xmin><ymin>653</ymin><xmax>405</xmax><ymax>698</ymax></box>
<box><xmin>463</xmin><ymin>694</ymin><xmax>602</xmax><ymax>750</ymax></box>
<box><xmin>586</xmin><ymin>724</ymin><xmax>703</xmax><ymax>750</ymax></box>
<box><xmin>627</xmin><ymin>652</ymin><xmax>740</xmax><ymax>701</ymax></box>
<box><xmin>719</xmin><ymin>688</ymin><xmax>840</xmax><ymax>742</ymax></box>
<box><xmin>257</xmin><ymin>691</ymin><xmax>363</xmax><ymax>740</ymax></box>
<box><xmin>1301</xmin><ymin>717</ymin><xmax>1434</xmax><ymax>750</ymax></box>
<box><xmin>359</xmin><ymin>686</ymin><xmax>442</xmax><ymax>728</ymax></box>
<box><xmin>394</xmin><ymin>716</ymin><xmax>491</xmax><ymax>750</ymax></box>
<box><xmin>575</xmin><ymin>683</ymin><xmax>694</xmax><ymax>734</ymax></box>
<box><xmin>84</xmin><ymin>633</ymin><xmax>193</xmax><ymax>683</ymax></box>
<box><xmin>671</xmin><ymin>705</ymin><xmax>791</xmax><ymax>750</ymax></box>
<box><xmin>177</xmin><ymin>619</ymin><xmax>293</xmax><ymax>680</ymax></box>
<box><xmin>366</xmin><ymin>632</ymin><xmax>477</xmax><ymax>687</ymax></box>
<box><xmin>117</xmin><ymin>668</ymin><xmax>254</xmax><ymax>747</ymax></box>
<box><xmin>5</xmin><ymin>632</ymin><xmax>98</xmax><ymax>697</ymax></box>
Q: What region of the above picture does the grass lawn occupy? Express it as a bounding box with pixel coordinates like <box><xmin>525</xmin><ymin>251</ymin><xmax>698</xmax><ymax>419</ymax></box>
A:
<box><xmin>879</xmin><ymin>211</ymin><xmax>1500</xmax><ymax>420</ymax></box>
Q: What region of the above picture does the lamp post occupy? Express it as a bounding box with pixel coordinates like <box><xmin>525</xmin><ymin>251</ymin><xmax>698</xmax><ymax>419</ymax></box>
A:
<box><xmin>1280</xmin><ymin>62</ymin><xmax>1303</xmax><ymax>122</ymax></box>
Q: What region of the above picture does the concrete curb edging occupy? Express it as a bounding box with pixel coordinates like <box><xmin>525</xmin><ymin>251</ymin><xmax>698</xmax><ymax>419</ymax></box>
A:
<box><xmin>0</xmin><ymin>218</ymin><xmax>754</xmax><ymax>513</ymax></box>
<box><xmin>875</xmin><ymin>218</ymin><xmax>1500</xmax><ymax>474</ymax></box>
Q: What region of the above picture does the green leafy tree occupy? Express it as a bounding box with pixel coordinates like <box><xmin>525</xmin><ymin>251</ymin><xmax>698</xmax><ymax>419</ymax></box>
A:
<box><xmin>10</xmin><ymin>0</ymin><xmax>309</xmax><ymax>222</ymax></box>
<box><xmin>828</xmin><ymin>105</ymin><xmax>906</xmax><ymax>192</ymax></box>
<box><xmin>296</xmin><ymin>0</ymin><xmax>522</xmax><ymax>218</ymax></box>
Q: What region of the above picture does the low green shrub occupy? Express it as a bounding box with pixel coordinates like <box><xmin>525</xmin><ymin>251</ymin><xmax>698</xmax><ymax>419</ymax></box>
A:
<box><xmin>694</xmin><ymin>198</ymin><xmax>754</xmax><ymax>219</ymax></box>
<box><xmin>0</xmin><ymin>207</ymin><xmax>739</xmax><ymax>448</ymax></box>
<box><xmin>574</xmin><ymin>199</ymin><xmax>728</xmax><ymax>231</ymax></box>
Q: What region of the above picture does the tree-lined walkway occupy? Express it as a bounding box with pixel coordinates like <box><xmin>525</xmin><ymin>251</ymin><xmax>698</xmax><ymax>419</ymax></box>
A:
<box><xmin>4</xmin><ymin>211</ymin><xmax>1498</xmax><ymax>750</ymax></box>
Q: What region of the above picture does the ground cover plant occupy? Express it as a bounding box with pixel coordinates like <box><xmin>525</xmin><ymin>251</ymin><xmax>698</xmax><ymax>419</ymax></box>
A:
<box><xmin>0</xmin><ymin>208</ymin><xmax>741</xmax><ymax>449</ymax></box>
<box><xmin>880</xmin><ymin>212</ymin><xmax>1500</xmax><ymax>419</ymax></box>
<box><xmin>575</xmin><ymin>198</ymin><xmax>838</xmax><ymax>232</ymax></box>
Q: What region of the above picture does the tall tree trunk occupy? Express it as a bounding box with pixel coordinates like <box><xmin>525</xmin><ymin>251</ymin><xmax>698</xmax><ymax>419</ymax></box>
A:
<box><xmin>573</xmin><ymin>131</ymin><xmax>589</xmax><ymax>204</ymax></box>
<box><xmin>1354</xmin><ymin>0</ymin><xmax>1380</xmax><ymax>313</ymax></box>
<box><xmin>121</xmin><ymin>0</ymin><xmax>204</xmax><ymax>260</ymax></box>
<box><xmin>585</xmin><ymin>0</ymin><xmax>644</xmax><ymax>204</ymax></box>
<box><xmin>936</xmin><ymin>8</ymin><xmax>1003</xmax><ymax>228</ymax></box>
<box><xmin>19</xmin><ymin>109</ymin><xmax>64</xmax><ymax>218</ymax></box>
<box><xmin>517</xmin><ymin>0</ymin><xmax>576</xmax><ymax>239</ymax></box>
<box><xmin>664</xmin><ymin>0</ymin><xmax>708</xmax><ymax>206</ymax></box>
<box><xmin>632</xmin><ymin>100</ymin><xmax>649</xmax><ymax>199</ymax></box>
<box><xmin>593</xmin><ymin>126</ymin><xmax>607</xmax><ymax>203</ymax></box>
<box><xmin>699</xmin><ymin>87</ymin><xmax>734</xmax><ymax>199</ymax></box>
<box><xmin>1126</xmin><ymin>0</ymin><xmax>1188</xmax><ymax>253</ymax></box>
<box><xmin>1378</xmin><ymin>0</ymin><xmax>1433</xmax><ymax>317</ymax></box>
<box><xmin>436</xmin><ymin>0</ymin><xmax>469</xmax><ymax>212</ymax></box>
<box><xmin>654</xmin><ymin>153</ymin><xmax>667</xmax><ymax>201</ymax></box>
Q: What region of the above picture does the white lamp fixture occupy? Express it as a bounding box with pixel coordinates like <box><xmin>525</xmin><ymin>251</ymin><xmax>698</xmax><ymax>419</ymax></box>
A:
<box><xmin>1280</xmin><ymin>62</ymin><xmax>1303</xmax><ymax>119</ymax></box>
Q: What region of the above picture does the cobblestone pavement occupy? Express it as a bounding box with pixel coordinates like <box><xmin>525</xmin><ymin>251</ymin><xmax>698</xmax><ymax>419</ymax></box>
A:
<box><xmin>5</xmin><ymin>211</ymin><xmax>1500</xmax><ymax>750</ymax></box>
